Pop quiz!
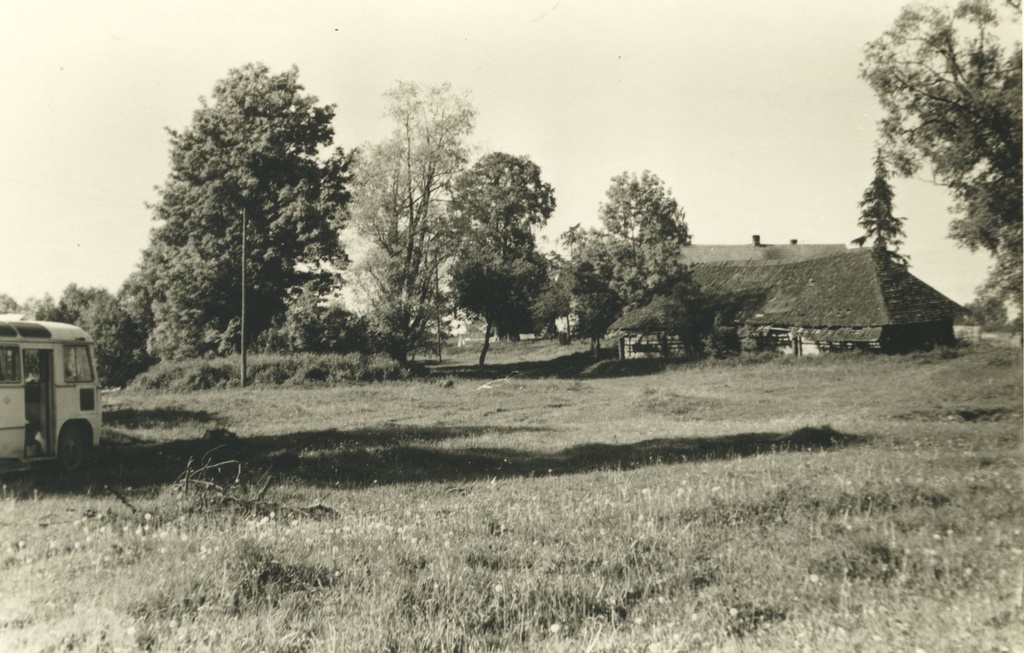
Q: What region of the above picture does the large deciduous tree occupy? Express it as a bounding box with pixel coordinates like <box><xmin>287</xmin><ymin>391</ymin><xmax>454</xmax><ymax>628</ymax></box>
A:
<box><xmin>861</xmin><ymin>0</ymin><xmax>1022</xmax><ymax>308</ymax></box>
<box><xmin>598</xmin><ymin>170</ymin><xmax>692</xmax><ymax>309</ymax></box>
<box><xmin>858</xmin><ymin>149</ymin><xmax>908</xmax><ymax>265</ymax></box>
<box><xmin>450</xmin><ymin>152</ymin><xmax>555</xmax><ymax>366</ymax></box>
<box><xmin>140</xmin><ymin>63</ymin><xmax>351</xmax><ymax>359</ymax></box>
<box><xmin>349</xmin><ymin>82</ymin><xmax>475</xmax><ymax>365</ymax></box>
<box><xmin>564</xmin><ymin>171</ymin><xmax>699</xmax><ymax>356</ymax></box>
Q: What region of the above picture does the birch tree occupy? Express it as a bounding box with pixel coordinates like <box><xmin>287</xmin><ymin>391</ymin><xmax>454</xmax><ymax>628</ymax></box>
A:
<box><xmin>349</xmin><ymin>82</ymin><xmax>476</xmax><ymax>364</ymax></box>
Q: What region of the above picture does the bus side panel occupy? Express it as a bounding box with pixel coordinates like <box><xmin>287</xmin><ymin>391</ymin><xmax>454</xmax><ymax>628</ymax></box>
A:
<box><xmin>0</xmin><ymin>385</ymin><xmax>24</xmax><ymax>459</ymax></box>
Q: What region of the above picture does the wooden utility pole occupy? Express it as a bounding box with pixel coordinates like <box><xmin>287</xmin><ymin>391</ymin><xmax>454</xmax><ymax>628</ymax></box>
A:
<box><xmin>436</xmin><ymin>261</ymin><xmax>442</xmax><ymax>362</ymax></box>
<box><xmin>240</xmin><ymin>206</ymin><xmax>247</xmax><ymax>388</ymax></box>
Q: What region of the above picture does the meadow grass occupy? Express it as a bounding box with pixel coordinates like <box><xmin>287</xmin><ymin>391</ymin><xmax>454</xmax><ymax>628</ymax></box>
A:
<box><xmin>0</xmin><ymin>340</ymin><xmax>1021</xmax><ymax>652</ymax></box>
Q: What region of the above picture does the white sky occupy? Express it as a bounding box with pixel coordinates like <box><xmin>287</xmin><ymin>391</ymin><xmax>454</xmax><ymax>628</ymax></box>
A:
<box><xmin>0</xmin><ymin>0</ymin><xmax>1014</xmax><ymax>306</ymax></box>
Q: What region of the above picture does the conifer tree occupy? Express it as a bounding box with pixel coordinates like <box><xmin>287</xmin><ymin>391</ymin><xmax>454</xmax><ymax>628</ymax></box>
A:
<box><xmin>858</xmin><ymin>150</ymin><xmax>908</xmax><ymax>266</ymax></box>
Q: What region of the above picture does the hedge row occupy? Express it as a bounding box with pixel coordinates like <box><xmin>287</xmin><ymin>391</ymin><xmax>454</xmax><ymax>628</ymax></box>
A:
<box><xmin>129</xmin><ymin>352</ymin><xmax>409</xmax><ymax>391</ymax></box>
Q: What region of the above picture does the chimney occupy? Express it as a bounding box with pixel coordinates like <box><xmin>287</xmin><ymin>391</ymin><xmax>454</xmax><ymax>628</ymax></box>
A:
<box><xmin>790</xmin><ymin>239</ymin><xmax>798</xmax><ymax>245</ymax></box>
<box><xmin>752</xmin><ymin>234</ymin><xmax>761</xmax><ymax>247</ymax></box>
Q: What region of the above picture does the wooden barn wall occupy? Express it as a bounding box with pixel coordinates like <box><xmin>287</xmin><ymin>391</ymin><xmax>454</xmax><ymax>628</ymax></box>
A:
<box><xmin>879</xmin><ymin>321</ymin><xmax>955</xmax><ymax>354</ymax></box>
<box><xmin>619</xmin><ymin>332</ymin><xmax>691</xmax><ymax>359</ymax></box>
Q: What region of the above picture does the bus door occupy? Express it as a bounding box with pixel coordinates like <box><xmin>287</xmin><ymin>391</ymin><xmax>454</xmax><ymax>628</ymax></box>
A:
<box><xmin>23</xmin><ymin>349</ymin><xmax>54</xmax><ymax>458</ymax></box>
<box><xmin>0</xmin><ymin>345</ymin><xmax>23</xmax><ymax>458</ymax></box>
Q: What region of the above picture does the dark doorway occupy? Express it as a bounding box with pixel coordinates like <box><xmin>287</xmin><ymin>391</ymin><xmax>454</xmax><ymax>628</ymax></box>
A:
<box><xmin>24</xmin><ymin>349</ymin><xmax>53</xmax><ymax>457</ymax></box>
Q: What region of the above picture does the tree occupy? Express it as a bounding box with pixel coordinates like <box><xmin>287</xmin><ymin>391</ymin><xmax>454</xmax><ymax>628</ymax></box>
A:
<box><xmin>349</xmin><ymin>82</ymin><xmax>475</xmax><ymax>364</ymax></box>
<box><xmin>50</xmin><ymin>284</ymin><xmax>153</xmax><ymax>387</ymax></box>
<box><xmin>563</xmin><ymin>171</ymin><xmax>701</xmax><ymax>357</ymax></box>
<box><xmin>0</xmin><ymin>294</ymin><xmax>19</xmax><ymax>314</ymax></box>
<box><xmin>532</xmin><ymin>251</ymin><xmax>574</xmax><ymax>342</ymax></box>
<box><xmin>858</xmin><ymin>149</ymin><xmax>909</xmax><ymax>265</ymax></box>
<box><xmin>139</xmin><ymin>63</ymin><xmax>351</xmax><ymax>359</ymax></box>
<box><xmin>598</xmin><ymin>171</ymin><xmax>691</xmax><ymax>309</ymax></box>
<box><xmin>256</xmin><ymin>281</ymin><xmax>369</xmax><ymax>354</ymax></box>
<box><xmin>21</xmin><ymin>294</ymin><xmax>60</xmax><ymax>321</ymax></box>
<box><xmin>862</xmin><ymin>0</ymin><xmax>1022</xmax><ymax>308</ymax></box>
<box><xmin>450</xmin><ymin>152</ymin><xmax>555</xmax><ymax>365</ymax></box>
<box><xmin>964</xmin><ymin>292</ymin><xmax>1009</xmax><ymax>329</ymax></box>
<box><xmin>568</xmin><ymin>231</ymin><xmax>623</xmax><ymax>355</ymax></box>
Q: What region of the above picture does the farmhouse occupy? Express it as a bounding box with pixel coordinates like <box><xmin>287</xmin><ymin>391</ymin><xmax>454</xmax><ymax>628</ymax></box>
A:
<box><xmin>616</xmin><ymin>237</ymin><xmax>966</xmax><ymax>358</ymax></box>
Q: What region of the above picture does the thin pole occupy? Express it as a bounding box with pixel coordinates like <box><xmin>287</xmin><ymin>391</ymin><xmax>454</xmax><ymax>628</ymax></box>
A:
<box><xmin>240</xmin><ymin>206</ymin><xmax>247</xmax><ymax>388</ymax></box>
<box><xmin>436</xmin><ymin>261</ymin><xmax>442</xmax><ymax>362</ymax></box>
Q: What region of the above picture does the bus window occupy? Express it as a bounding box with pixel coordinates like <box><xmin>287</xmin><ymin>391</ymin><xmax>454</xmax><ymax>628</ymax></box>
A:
<box><xmin>0</xmin><ymin>346</ymin><xmax>19</xmax><ymax>383</ymax></box>
<box><xmin>63</xmin><ymin>345</ymin><xmax>94</xmax><ymax>383</ymax></box>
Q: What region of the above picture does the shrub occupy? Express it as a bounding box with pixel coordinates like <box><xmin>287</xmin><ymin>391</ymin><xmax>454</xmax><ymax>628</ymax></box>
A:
<box><xmin>738</xmin><ymin>326</ymin><xmax>776</xmax><ymax>354</ymax></box>
<box><xmin>255</xmin><ymin>300</ymin><xmax>371</xmax><ymax>355</ymax></box>
<box><xmin>130</xmin><ymin>358</ymin><xmax>236</xmax><ymax>392</ymax></box>
<box><xmin>703</xmin><ymin>324</ymin><xmax>740</xmax><ymax>359</ymax></box>
<box><xmin>129</xmin><ymin>352</ymin><xmax>408</xmax><ymax>391</ymax></box>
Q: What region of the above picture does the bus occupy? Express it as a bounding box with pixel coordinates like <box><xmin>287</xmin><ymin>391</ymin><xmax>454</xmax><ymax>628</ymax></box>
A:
<box><xmin>0</xmin><ymin>320</ymin><xmax>102</xmax><ymax>471</ymax></box>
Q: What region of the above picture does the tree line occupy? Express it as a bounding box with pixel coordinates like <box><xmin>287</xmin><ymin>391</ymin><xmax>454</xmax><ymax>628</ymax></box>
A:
<box><xmin>3</xmin><ymin>0</ymin><xmax>1019</xmax><ymax>384</ymax></box>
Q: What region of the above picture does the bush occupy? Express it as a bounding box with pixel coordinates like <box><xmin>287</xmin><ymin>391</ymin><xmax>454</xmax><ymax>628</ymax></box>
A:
<box><xmin>129</xmin><ymin>358</ymin><xmax>236</xmax><ymax>392</ymax></box>
<box><xmin>703</xmin><ymin>325</ymin><xmax>740</xmax><ymax>359</ymax></box>
<box><xmin>738</xmin><ymin>326</ymin><xmax>776</xmax><ymax>354</ymax></box>
<box><xmin>255</xmin><ymin>295</ymin><xmax>371</xmax><ymax>355</ymax></box>
<box><xmin>129</xmin><ymin>352</ymin><xmax>408</xmax><ymax>391</ymax></box>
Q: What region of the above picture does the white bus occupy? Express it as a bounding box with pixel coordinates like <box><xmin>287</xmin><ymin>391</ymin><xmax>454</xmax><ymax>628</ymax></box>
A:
<box><xmin>0</xmin><ymin>320</ymin><xmax>102</xmax><ymax>471</ymax></box>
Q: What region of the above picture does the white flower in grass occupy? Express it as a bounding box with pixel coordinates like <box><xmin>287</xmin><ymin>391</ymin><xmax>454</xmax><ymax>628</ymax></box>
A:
<box><xmin>549</xmin><ymin>623</ymin><xmax>561</xmax><ymax>634</ymax></box>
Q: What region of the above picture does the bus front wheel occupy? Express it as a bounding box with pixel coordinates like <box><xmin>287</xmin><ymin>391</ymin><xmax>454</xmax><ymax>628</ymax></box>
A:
<box><xmin>57</xmin><ymin>424</ymin><xmax>88</xmax><ymax>472</ymax></box>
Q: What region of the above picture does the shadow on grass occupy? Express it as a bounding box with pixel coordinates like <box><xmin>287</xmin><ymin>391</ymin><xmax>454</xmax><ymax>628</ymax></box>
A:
<box><xmin>429</xmin><ymin>349</ymin><xmax>675</xmax><ymax>380</ymax></box>
<box><xmin>103</xmin><ymin>406</ymin><xmax>220</xmax><ymax>429</ymax></box>
<box><xmin>12</xmin><ymin>425</ymin><xmax>863</xmax><ymax>495</ymax></box>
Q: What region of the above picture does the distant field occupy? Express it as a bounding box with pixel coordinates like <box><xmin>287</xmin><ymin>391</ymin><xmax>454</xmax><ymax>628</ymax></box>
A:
<box><xmin>1</xmin><ymin>341</ymin><xmax>1021</xmax><ymax>652</ymax></box>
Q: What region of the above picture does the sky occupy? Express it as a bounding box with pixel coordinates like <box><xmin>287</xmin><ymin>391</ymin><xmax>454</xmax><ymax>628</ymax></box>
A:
<box><xmin>0</xmin><ymin>0</ymin><xmax>1015</xmax><ymax>307</ymax></box>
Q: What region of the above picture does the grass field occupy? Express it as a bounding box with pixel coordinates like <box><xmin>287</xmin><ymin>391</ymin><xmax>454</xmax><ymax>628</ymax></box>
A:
<box><xmin>1</xmin><ymin>340</ymin><xmax>1022</xmax><ymax>652</ymax></box>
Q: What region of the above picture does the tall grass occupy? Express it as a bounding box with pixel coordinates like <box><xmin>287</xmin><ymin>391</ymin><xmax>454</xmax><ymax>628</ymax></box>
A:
<box><xmin>0</xmin><ymin>341</ymin><xmax>1020</xmax><ymax>651</ymax></box>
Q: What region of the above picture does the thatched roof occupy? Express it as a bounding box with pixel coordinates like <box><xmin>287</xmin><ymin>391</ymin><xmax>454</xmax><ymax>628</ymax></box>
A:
<box><xmin>691</xmin><ymin>248</ymin><xmax>964</xmax><ymax>328</ymax></box>
<box><xmin>610</xmin><ymin>294</ymin><xmax>689</xmax><ymax>332</ymax></box>
<box><xmin>680</xmin><ymin>243</ymin><xmax>847</xmax><ymax>265</ymax></box>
